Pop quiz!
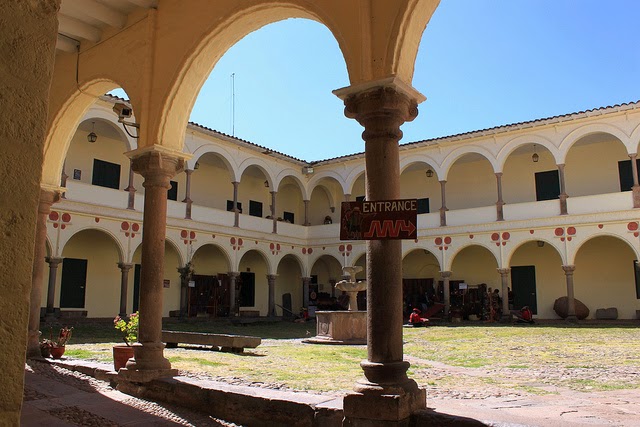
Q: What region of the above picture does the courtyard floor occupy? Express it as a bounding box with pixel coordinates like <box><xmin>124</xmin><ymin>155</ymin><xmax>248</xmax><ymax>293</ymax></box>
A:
<box><xmin>25</xmin><ymin>319</ymin><xmax>640</xmax><ymax>426</ymax></box>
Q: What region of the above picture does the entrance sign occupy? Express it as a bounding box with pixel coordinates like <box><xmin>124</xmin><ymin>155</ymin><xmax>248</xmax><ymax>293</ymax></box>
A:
<box><xmin>340</xmin><ymin>199</ymin><xmax>418</xmax><ymax>240</ymax></box>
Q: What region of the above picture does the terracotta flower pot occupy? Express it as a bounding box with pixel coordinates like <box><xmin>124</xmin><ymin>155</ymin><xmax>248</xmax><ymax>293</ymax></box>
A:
<box><xmin>113</xmin><ymin>345</ymin><xmax>134</xmax><ymax>371</ymax></box>
<box><xmin>50</xmin><ymin>346</ymin><xmax>65</xmax><ymax>359</ymax></box>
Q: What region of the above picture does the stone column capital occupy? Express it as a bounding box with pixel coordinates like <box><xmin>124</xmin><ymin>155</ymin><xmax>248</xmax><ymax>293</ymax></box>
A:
<box><xmin>302</xmin><ymin>276</ymin><xmax>312</xmax><ymax>283</ymax></box>
<box><xmin>118</xmin><ymin>262</ymin><xmax>134</xmax><ymax>271</ymax></box>
<box><xmin>38</xmin><ymin>186</ymin><xmax>62</xmax><ymax>214</ymax></box>
<box><xmin>228</xmin><ymin>271</ymin><xmax>240</xmax><ymax>278</ymax></box>
<box><xmin>44</xmin><ymin>256</ymin><xmax>62</xmax><ymax>267</ymax></box>
<box><xmin>266</xmin><ymin>274</ymin><xmax>278</xmax><ymax>281</ymax></box>
<box><xmin>439</xmin><ymin>271</ymin><xmax>452</xmax><ymax>278</ymax></box>
<box><xmin>130</xmin><ymin>149</ymin><xmax>185</xmax><ymax>188</ymax></box>
<box><xmin>340</xmin><ymin>86</ymin><xmax>419</xmax><ymax>143</ymax></box>
<box><xmin>497</xmin><ymin>268</ymin><xmax>510</xmax><ymax>276</ymax></box>
<box><xmin>562</xmin><ymin>265</ymin><xmax>576</xmax><ymax>274</ymax></box>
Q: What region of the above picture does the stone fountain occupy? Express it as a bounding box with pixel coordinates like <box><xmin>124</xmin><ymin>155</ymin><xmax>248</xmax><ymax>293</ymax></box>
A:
<box><xmin>304</xmin><ymin>266</ymin><xmax>367</xmax><ymax>345</ymax></box>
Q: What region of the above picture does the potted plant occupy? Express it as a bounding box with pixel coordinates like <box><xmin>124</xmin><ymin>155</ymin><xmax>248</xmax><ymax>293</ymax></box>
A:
<box><xmin>40</xmin><ymin>327</ymin><xmax>73</xmax><ymax>359</ymax></box>
<box><xmin>112</xmin><ymin>312</ymin><xmax>138</xmax><ymax>371</ymax></box>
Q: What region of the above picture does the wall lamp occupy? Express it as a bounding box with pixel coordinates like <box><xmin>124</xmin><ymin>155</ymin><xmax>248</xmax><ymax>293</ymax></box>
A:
<box><xmin>426</xmin><ymin>169</ymin><xmax>434</xmax><ymax>178</ymax></box>
<box><xmin>264</xmin><ymin>180</ymin><xmax>269</xmax><ymax>188</ymax></box>
<box><xmin>87</xmin><ymin>121</ymin><xmax>97</xmax><ymax>143</ymax></box>
<box><xmin>532</xmin><ymin>144</ymin><xmax>539</xmax><ymax>163</ymax></box>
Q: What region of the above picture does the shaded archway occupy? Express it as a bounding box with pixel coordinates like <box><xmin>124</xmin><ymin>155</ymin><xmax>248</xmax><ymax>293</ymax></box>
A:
<box><xmin>508</xmin><ymin>240</ymin><xmax>564</xmax><ymax>318</ymax></box>
<box><xmin>187</xmin><ymin>243</ymin><xmax>233</xmax><ymax>317</ymax></box>
<box><xmin>276</xmin><ymin>254</ymin><xmax>304</xmax><ymax>317</ymax></box>
<box><xmin>444</xmin><ymin>152</ymin><xmax>496</xmax><ymax>210</ymax></box>
<box><xmin>238</xmin><ymin>249</ymin><xmax>270</xmax><ymax>316</ymax></box>
<box><xmin>573</xmin><ymin>235</ymin><xmax>639</xmax><ymax>319</ymax></box>
<box><xmin>189</xmin><ymin>152</ymin><xmax>236</xmax><ymax>210</ymax></box>
<box><xmin>276</xmin><ymin>176</ymin><xmax>305</xmax><ymax>225</ymax></box>
<box><xmin>400</xmin><ymin>161</ymin><xmax>440</xmax><ymax>215</ymax></box>
<box><xmin>309</xmin><ymin>177</ymin><xmax>344</xmax><ymax>225</ymax></box>
<box><xmin>502</xmin><ymin>142</ymin><xmax>557</xmax><ymax>205</ymax></box>
<box><xmin>59</xmin><ymin>229</ymin><xmax>123</xmax><ymax>317</ymax></box>
<box><xmin>402</xmin><ymin>248</ymin><xmax>441</xmax><ymax>315</ymax></box>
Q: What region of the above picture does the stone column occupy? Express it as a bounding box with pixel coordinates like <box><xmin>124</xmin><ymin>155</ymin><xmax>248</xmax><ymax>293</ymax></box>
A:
<box><xmin>440</xmin><ymin>271</ymin><xmax>452</xmax><ymax>317</ymax></box>
<box><xmin>270</xmin><ymin>191</ymin><xmax>277</xmax><ymax>234</ymax></box>
<box><xmin>182</xmin><ymin>169</ymin><xmax>193</xmax><ymax>219</ymax></box>
<box><xmin>302</xmin><ymin>276</ymin><xmax>311</xmax><ymax>309</ymax></box>
<box><xmin>120</xmin><ymin>150</ymin><xmax>183</xmax><ymax>381</ymax></box>
<box><xmin>228</xmin><ymin>272</ymin><xmax>239</xmax><ymax>316</ymax></box>
<box><xmin>557</xmin><ymin>164</ymin><xmax>568</xmax><ymax>215</ymax></box>
<box><xmin>336</xmin><ymin>80</ymin><xmax>425</xmax><ymax>424</ymax></box>
<box><xmin>27</xmin><ymin>188</ymin><xmax>60</xmax><ymax>357</ymax></box>
<box><xmin>495</xmin><ymin>172</ymin><xmax>504</xmax><ymax>221</ymax></box>
<box><xmin>303</xmin><ymin>199</ymin><xmax>310</xmax><ymax>226</ymax></box>
<box><xmin>497</xmin><ymin>268</ymin><xmax>510</xmax><ymax>321</ymax></box>
<box><xmin>60</xmin><ymin>162</ymin><xmax>68</xmax><ymax>199</ymax></box>
<box><xmin>344</xmin><ymin>193</ymin><xmax>351</xmax><ymax>202</ymax></box>
<box><xmin>630</xmin><ymin>154</ymin><xmax>640</xmax><ymax>208</ymax></box>
<box><xmin>562</xmin><ymin>265</ymin><xmax>577</xmax><ymax>322</ymax></box>
<box><xmin>232</xmin><ymin>181</ymin><xmax>240</xmax><ymax>227</ymax></box>
<box><xmin>118</xmin><ymin>262</ymin><xmax>133</xmax><ymax>317</ymax></box>
<box><xmin>125</xmin><ymin>159</ymin><xmax>136</xmax><ymax>210</ymax></box>
<box><xmin>44</xmin><ymin>256</ymin><xmax>63</xmax><ymax>320</ymax></box>
<box><xmin>267</xmin><ymin>274</ymin><xmax>277</xmax><ymax>317</ymax></box>
<box><xmin>439</xmin><ymin>180</ymin><xmax>448</xmax><ymax>226</ymax></box>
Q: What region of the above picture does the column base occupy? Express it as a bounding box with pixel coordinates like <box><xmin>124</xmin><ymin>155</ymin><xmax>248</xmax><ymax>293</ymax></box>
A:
<box><xmin>121</xmin><ymin>342</ymin><xmax>173</xmax><ymax>377</ymax></box>
<box><xmin>344</xmin><ymin>381</ymin><xmax>426</xmax><ymax>425</ymax></box>
<box><xmin>343</xmin><ymin>360</ymin><xmax>426</xmax><ymax>425</ymax></box>
<box><xmin>26</xmin><ymin>330</ymin><xmax>42</xmax><ymax>358</ymax></box>
<box><xmin>117</xmin><ymin>367</ymin><xmax>178</xmax><ymax>383</ymax></box>
<box><xmin>565</xmin><ymin>314</ymin><xmax>578</xmax><ymax>323</ymax></box>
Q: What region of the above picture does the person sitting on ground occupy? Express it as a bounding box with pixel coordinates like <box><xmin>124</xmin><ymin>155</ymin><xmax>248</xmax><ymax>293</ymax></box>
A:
<box><xmin>510</xmin><ymin>305</ymin><xmax>534</xmax><ymax>324</ymax></box>
<box><xmin>409</xmin><ymin>308</ymin><xmax>428</xmax><ymax>327</ymax></box>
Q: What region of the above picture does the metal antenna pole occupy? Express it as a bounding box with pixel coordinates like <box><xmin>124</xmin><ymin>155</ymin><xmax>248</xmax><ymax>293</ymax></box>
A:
<box><xmin>231</xmin><ymin>73</ymin><xmax>235</xmax><ymax>136</ymax></box>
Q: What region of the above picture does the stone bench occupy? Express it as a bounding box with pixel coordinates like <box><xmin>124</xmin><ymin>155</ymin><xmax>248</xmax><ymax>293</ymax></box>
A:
<box><xmin>161</xmin><ymin>330</ymin><xmax>261</xmax><ymax>353</ymax></box>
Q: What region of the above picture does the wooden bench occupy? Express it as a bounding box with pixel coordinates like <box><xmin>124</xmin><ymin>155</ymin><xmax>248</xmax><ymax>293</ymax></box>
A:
<box><xmin>161</xmin><ymin>330</ymin><xmax>261</xmax><ymax>353</ymax></box>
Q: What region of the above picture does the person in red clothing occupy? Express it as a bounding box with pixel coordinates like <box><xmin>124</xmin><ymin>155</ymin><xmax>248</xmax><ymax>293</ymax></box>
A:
<box><xmin>510</xmin><ymin>305</ymin><xmax>534</xmax><ymax>324</ymax></box>
<box><xmin>409</xmin><ymin>308</ymin><xmax>428</xmax><ymax>326</ymax></box>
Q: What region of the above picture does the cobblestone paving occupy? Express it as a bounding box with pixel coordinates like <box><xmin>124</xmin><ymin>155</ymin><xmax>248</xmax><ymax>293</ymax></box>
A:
<box><xmin>24</xmin><ymin>361</ymin><xmax>240</xmax><ymax>427</ymax></box>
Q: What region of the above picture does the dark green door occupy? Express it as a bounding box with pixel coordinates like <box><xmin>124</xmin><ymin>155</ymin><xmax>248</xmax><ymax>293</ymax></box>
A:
<box><xmin>510</xmin><ymin>265</ymin><xmax>537</xmax><ymax>314</ymax></box>
<box><xmin>60</xmin><ymin>258</ymin><xmax>87</xmax><ymax>308</ymax></box>
<box><xmin>133</xmin><ymin>264</ymin><xmax>141</xmax><ymax>312</ymax></box>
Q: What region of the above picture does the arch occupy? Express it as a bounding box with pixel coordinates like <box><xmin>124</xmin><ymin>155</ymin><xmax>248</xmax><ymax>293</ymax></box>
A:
<box><xmin>345</xmin><ymin>166</ymin><xmax>366</xmax><ymax>195</ymax></box>
<box><xmin>275</xmin><ymin>169</ymin><xmax>309</xmax><ymax>200</ymax></box>
<box><xmin>309</xmin><ymin>253</ymin><xmax>343</xmax><ymax>274</ymax></box>
<box><xmin>571</xmin><ymin>233</ymin><xmax>639</xmax><ymax>264</ymax></box>
<box><xmin>308</xmin><ymin>170</ymin><xmax>349</xmax><ymax>195</ymax></box>
<box><xmin>559</xmin><ymin>123</ymin><xmax>630</xmax><ymax>162</ymax></box>
<box><xmin>238</xmin><ymin>158</ymin><xmax>276</xmax><ymax>187</ymax></box>
<box><xmin>400</xmin><ymin>155</ymin><xmax>442</xmax><ymax>179</ymax></box>
<box><xmin>448</xmin><ymin>243</ymin><xmax>499</xmax><ymax>270</ymax></box>
<box><xmin>497</xmin><ymin>134</ymin><xmax>561</xmax><ymax>170</ymax></box>
<box><xmin>276</xmin><ymin>253</ymin><xmax>306</xmax><ymax>277</ymax></box>
<box><xmin>190</xmin><ymin>242</ymin><xmax>233</xmax><ymax>272</ymax></box>
<box><xmin>43</xmin><ymin>79</ymin><xmax>132</xmax><ymax>187</ymax></box>
<box><xmin>61</xmin><ymin>226</ymin><xmax>125</xmax><ymax>263</ymax></box>
<box><xmin>131</xmin><ymin>235</ymin><xmax>185</xmax><ymax>267</ymax></box>
<box><xmin>402</xmin><ymin>246</ymin><xmax>441</xmax><ymax>265</ymax></box>
<box><xmin>238</xmin><ymin>248</ymin><xmax>274</xmax><ymax>274</ymax></box>
<box><xmin>440</xmin><ymin>145</ymin><xmax>498</xmax><ymax>180</ymax></box>
<box><xmin>506</xmin><ymin>238</ymin><xmax>565</xmax><ymax>266</ymax></box>
<box><xmin>629</xmin><ymin>121</ymin><xmax>640</xmax><ymax>154</ymax></box>
<box><xmin>156</xmin><ymin>5</ymin><xmax>351</xmax><ymax>155</ymax></box>
<box><xmin>189</xmin><ymin>144</ymin><xmax>239</xmax><ymax>181</ymax></box>
<box><xmin>350</xmin><ymin>248</ymin><xmax>367</xmax><ymax>267</ymax></box>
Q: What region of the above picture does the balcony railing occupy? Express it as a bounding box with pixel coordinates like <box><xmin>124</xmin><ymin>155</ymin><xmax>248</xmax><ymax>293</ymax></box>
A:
<box><xmin>64</xmin><ymin>182</ymin><xmax>637</xmax><ymax>239</ymax></box>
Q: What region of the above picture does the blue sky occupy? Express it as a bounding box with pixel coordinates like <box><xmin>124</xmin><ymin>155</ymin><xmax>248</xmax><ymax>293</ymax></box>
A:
<box><xmin>114</xmin><ymin>1</ymin><xmax>640</xmax><ymax>161</ymax></box>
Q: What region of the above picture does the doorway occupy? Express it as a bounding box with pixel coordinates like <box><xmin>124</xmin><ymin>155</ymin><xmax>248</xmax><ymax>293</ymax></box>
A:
<box><xmin>60</xmin><ymin>258</ymin><xmax>87</xmax><ymax>308</ymax></box>
<box><xmin>511</xmin><ymin>265</ymin><xmax>538</xmax><ymax>314</ymax></box>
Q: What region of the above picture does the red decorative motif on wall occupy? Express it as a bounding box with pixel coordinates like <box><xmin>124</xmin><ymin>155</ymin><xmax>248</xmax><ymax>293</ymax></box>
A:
<box><xmin>435</xmin><ymin>236</ymin><xmax>451</xmax><ymax>251</ymax></box>
<box><xmin>339</xmin><ymin>244</ymin><xmax>352</xmax><ymax>257</ymax></box>
<box><xmin>529</xmin><ymin>230</ymin><xmax>535</xmax><ymax>234</ymax></box>
<box><xmin>598</xmin><ymin>224</ymin><xmax>603</xmax><ymax>229</ymax></box>
<box><xmin>230</xmin><ymin>237</ymin><xmax>243</xmax><ymax>251</ymax></box>
<box><xmin>270</xmin><ymin>242</ymin><xmax>281</xmax><ymax>255</ymax></box>
<box><xmin>95</xmin><ymin>217</ymin><xmax>100</xmax><ymax>223</ymax></box>
<box><xmin>181</xmin><ymin>229</ymin><xmax>197</xmax><ymax>245</ymax></box>
<box><xmin>491</xmin><ymin>231</ymin><xmax>510</xmax><ymax>246</ymax></box>
<box><xmin>48</xmin><ymin>211</ymin><xmax>71</xmax><ymax>230</ymax></box>
<box><xmin>554</xmin><ymin>228</ymin><xmax>564</xmax><ymax>237</ymax></box>
<box><xmin>567</xmin><ymin>227</ymin><xmax>576</xmax><ymax>236</ymax></box>
<box><xmin>120</xmin><ymin>221</ymin><xmax>141</xmax><ymax>238</ymax></box>
<box><xmin>627</xmin><ymin>222</ymin><xmax>639</xmax><ymax>237</ymax></box>
<box><xmin>469</xmin><ymin>234</ymin><xmax>474</xmax><ymax>239</ymax></box>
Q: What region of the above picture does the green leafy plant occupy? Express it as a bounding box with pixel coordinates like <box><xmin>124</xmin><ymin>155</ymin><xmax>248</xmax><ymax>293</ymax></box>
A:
<box><xmin>39</xmin><ymin>327</ymin><xmax>73</xmax><ymax>357</ymax></box>
<box><xmin>113</xmin><ymin>312</ymin><xmax>139</xmax><ymax>346</ymax></box>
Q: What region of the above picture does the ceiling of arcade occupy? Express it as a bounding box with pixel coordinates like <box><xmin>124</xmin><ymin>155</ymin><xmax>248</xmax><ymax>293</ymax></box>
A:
<box><xmin>45</xmin><ymin>0</ymin><xmax>439</xmax><ymax>188</ymax></box>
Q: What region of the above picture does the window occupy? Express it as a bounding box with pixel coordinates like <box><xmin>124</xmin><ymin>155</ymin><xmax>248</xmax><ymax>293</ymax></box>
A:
<box><xmin>226</xmin><ymin>200</ymin><xmax>242</xmax><ymax>213</ymax></box>
<box><xmin>618</xmin><ymin>159</ymin><xmax>640</xmax><ymax>192</ymax></box>
<box><xmin>534</xmin><ymin>170</ymin><xmax>560</xmax><ymax>201</ymax></box>
<box><xmin>417</xmin><ymin>198</ymin><xmax>430</xmax><ymax>214</ymax></box>
<box><xmin>356</xmin><ymin>195</ymin><xmax>366</xmax><ymax>202</ymax></box>
<box><xmin>283</xmin><ymin>211</ymin><xmax>294</xmax><ymax>223</ymax></box>
<box><xmin>239</xmin><ymin>272</ymin><xmax>255</xmax><ymax>306</ymax></box>
<box><xmin>92</xmin><ymin>159</ymin><xmax>120</xmax><ymax>189</ymax></box>
<box><xmin>634</xmin><ymin>261</ymin><xmax>640</xmax><ymax>299</ymax></box>
<box><xmin>249</xmin><ymin>200</ymin><xmax>263</xmax><ymax>217</ymax></box>
<box><xmin>167</xmin><ymin>181</ymin><xmax>178</xmax><ymax>201</ymax></box>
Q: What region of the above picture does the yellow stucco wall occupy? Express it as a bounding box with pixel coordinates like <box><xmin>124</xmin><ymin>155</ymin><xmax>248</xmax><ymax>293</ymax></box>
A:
<box><xmin>450</xmin><ymin>246</ymin><xmax>500</xmax><ymax>289</ymax></box>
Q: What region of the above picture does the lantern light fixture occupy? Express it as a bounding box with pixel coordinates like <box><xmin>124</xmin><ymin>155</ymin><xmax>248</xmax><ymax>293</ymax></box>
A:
<box><xmin>532</xmin><ymin>144</ymin><xmax>539</xmax><ymax>163</ymax></box>
<box><xmin>87</xmin><ymin>121</ymin><xmax>97</xmax><ymax>143</ymax></box>
<box><xmin>426</xmin><ymin>169</ymin><xmax>434</xmax><ymax>178</ymax></box>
